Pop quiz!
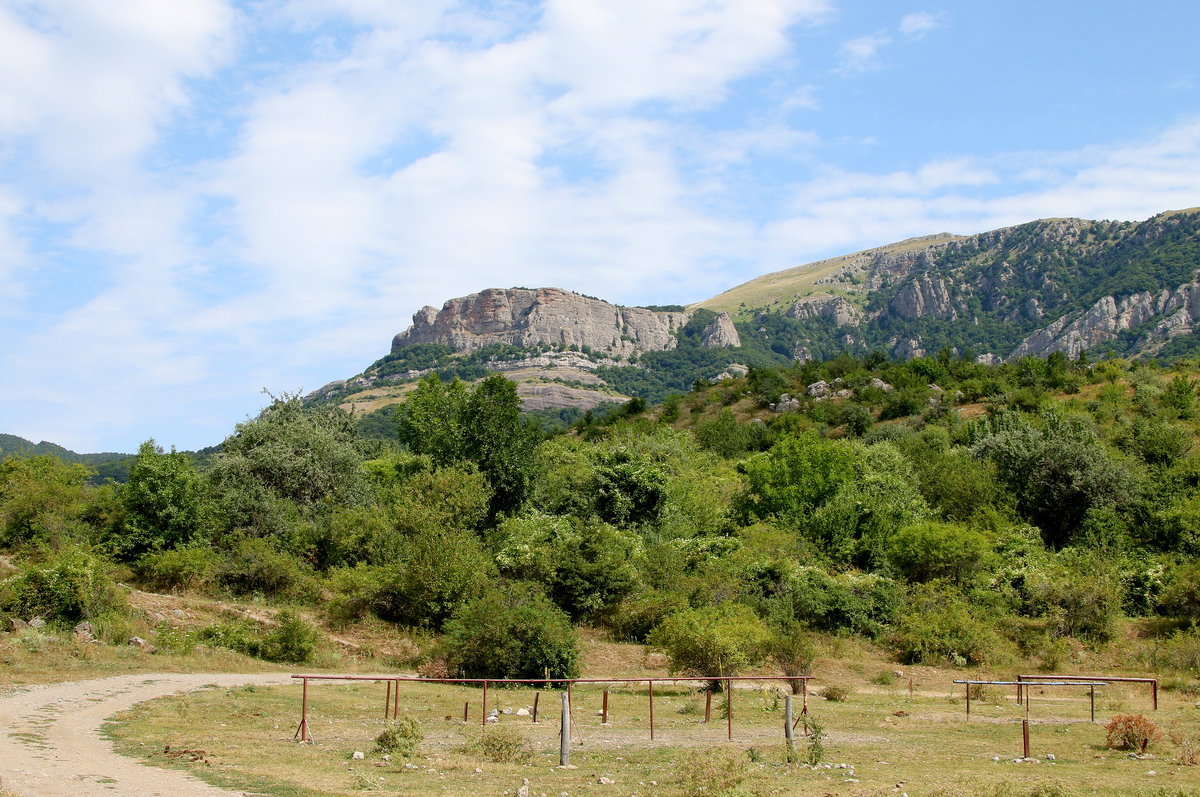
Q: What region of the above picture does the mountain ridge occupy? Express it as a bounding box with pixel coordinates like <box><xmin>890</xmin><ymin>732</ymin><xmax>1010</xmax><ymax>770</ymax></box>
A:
<box><xmin>310</xmin><ymin>208</ymin><xmax>1200</xmax><ymax>420</ymax></box>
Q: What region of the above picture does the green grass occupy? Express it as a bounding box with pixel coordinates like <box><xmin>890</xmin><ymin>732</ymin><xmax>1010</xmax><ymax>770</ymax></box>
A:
<box><xmin>105</xmin><ymin>679</ymin><xmax>1200</xmax><ymax>797</ymax></box>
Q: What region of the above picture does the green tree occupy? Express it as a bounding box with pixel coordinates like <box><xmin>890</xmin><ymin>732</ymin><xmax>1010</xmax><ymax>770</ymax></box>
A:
<box><xmin>736</xmin><ymin>432</ymin><xmax>859</xmax><ymax>526</ymax></box>
<box><xmin>207</xmin><ymin>395</ymin><xmax>366</xmax><ymax>536</ymax></box>
<box><xmin>112</xmin><ymin>440</ymin><xmax>210</xmax><ymax>560</ymax></box>
<box><xmin>372</xmin><ymin>528</ymin><xmax>494</xmax><ymax>630</ymax></box>
<box><xmin>0</xmin><ymin>455</ymin><xmax>93</xmax><ymax>547</ymax></box>
<box><xmin>972</xmin><ymin>412</ymin><xmax>1139</xmax><ymax>548</ymax></box>
<box><xmin>396</xmin><ymin>374</ymin><xmax>537</xmax><ymax>516</ymax></box>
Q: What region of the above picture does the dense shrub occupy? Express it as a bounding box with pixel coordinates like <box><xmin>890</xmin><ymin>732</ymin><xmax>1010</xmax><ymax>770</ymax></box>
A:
<box><xmin>258</xmin><ymin>611</ymin><xmax>319</xmax><ymax>664</ymax></box>
<box><xmin>443</xmin><ymin>582</ymin><xmax>579</xmax><ymax>680</ymax></box>
<box><xmin>892</xmin><ymin>587</ymin><xmax>1007</xmax><ymax>666</ymax></box>
<box><xmin>372</xmin><ymin>528</ymin><xmax>493</xmax><ymax>630</ymax></box>
<box><xmin>649</xmin><ymin>603</ymin><xmax>771</xmax><ymax>688</ymax></box>
<box><xmin>375</xmin><ymin>716</ymin><xmax>422</xmax><ymax>757</ymax></box>
<box><xmin>216</xmin><ymin>537</ymin><xmax>319</xmax><ymax>601</ymax></box>
<box><xmin>0</xmin><ymin>548</ymin><xmax>124</xmax><ymax>623</ymax></box>
<box><xmin>134</xmin><ymin>546</ymin><xmax>221</xmax><ymax>592</ymax></box>
<box><xmin>886</xmin><ymin>522</ymin><xmax>992</xmax><ymax>584</ymax></box>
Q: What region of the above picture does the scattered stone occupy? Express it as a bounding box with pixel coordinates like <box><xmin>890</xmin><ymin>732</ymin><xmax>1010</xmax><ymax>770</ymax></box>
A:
<box><xmin>73</xmin><ymin>622</ymin><xmax>98</xmax><ymax>644</ymax></box>
<box><xmin>129</xmin><ymin>636</ymin><xmax>146</xmax><ymax>646</ymax></box>
<box><xmin>172</xmin><ymin>609</ymin><xmax>186</xmax><ymax>618</ymax></box>
<box><xmin>772</xmin><ymin>393</ymin><xmax>802</xmax><ymax>412</ymax></box>
<box><xmin>502</xmin><ymin>707</ymin><xmax>513</xmax><ymax>714</ymax></box>
<box><xmin>870</xmin><ymin>378</ymin><xmax>896</xmax><ymax>393</ymax></box>
<box><xmin>28</xmin><ymin>617</ymin><xmax>46</xmax><ymax>629</ymax></box>
<box><xmin>597</xmin><ymin>776</ymin><xmax>614</xmax><ymax>785</ymax></box>
<box><xmin>1146</xmin><ymin>771</ymin><xmax>1158</xmax><ymax>776</ymax></box>
<box><xmin>892</xmin><ymin>710</ymin><xmax>908</xmax><ymax>717</ymax></box>
<box><xmin>486</xmin><ymin>715</ymin><xmax>499</xmax><ymax>723</ymax></box>
<box><xmin>352</xmin><ymin>751</ymin><xmax>365</xmax><ymax>760</ymax></box>
<box><xmin>516</xmin><ymin>708</ymin><xmax>530</xmax><ymax>716</ymax></box>
<box><xmin>1045</xmin><ymin>754</ymin><xmax>1055</xmax><ymax>761</ymax></box>
<box><xmin>6</xmin><ymin>617</ymin><xmax>28</xmax><ymax>633</ymax></box>
<box><xmin>806</xmin><ymin>381</ymin><xmax>830</xmax><ymax>398</ymax></box>
<box><xmin>516</xmin><ymin>777</ymin><xmax>531</xmax><ymax>797</ymax></box>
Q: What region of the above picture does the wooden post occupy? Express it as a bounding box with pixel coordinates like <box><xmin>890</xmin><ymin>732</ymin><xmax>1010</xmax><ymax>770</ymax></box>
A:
<box><xmin>726</xmin><ymin>678</ymin><xmax>733</xmax><ymax>741</ymax></box>
<box><xmin>648</xmin><ymin>680</ymin><xmax>655</xmax><ymax>740</ymax></box>
<box><xmin>482</xmin><ymin>680</ymin><xmax>489</xmax><ymax>727</ymax></box>
<box><xmin>802</xmin><ymin>678</ymin><xmax>808</xmax><ymax>715</ymax></box>
<box><xmin>559</xmin><ymin>692</ymin><xmax>571</xmax><ymax>767</ymax></box>
<box><xmin>463</xmin><ymin>701</ymin><xmax>469</xmax><ymax>723</ymax></box>
<box><xmin>965</xmin><ymin>683</ymin><xmax>971</xmax><ymax>717</ymax></box>
<box><xmin>704</xmin><ymin>690</ymin><xmax>712</xmax><ymax>724</ymax></box>
<box><xmin>393</xmin><ymin>680</ymin><xmax>399</xmax><ymax>720</ymax></box>
<box><xmin>384</xmin><ymin>680</ymin><xmax>392</xmax><ymax>719</ymax></box>
<box><xmin>784</xmin><ymin>693</ymin><xmax>795</xmax><ymax>750</ymax></box>
<box><xmin>908</xmin><ymin>677</ymin><xmax>913</xmax><ymax>699</ymax></box>
<box><xmin>532</xmin><ymin>692</ymin><xmax>540</xmax><ymax>723</ymax></box>
<box><xmin>1022</xmin><ymin>718</ymin><xmax>1030</xmax><ymax>759</ymax></box>
<box><xmin>1152</xmin><ymin>679</ymin><xmax>1158</xmax><ymax>711</ymax></box>
<box><xmin>601</xmin><ymin>690</ymin><xmax>609</xmax><ymax>725</ymax></box>
<box><xmin>1090</xmin><ymin>685</ymin><xmax>1095</xmax><ymax>723</ymax></box>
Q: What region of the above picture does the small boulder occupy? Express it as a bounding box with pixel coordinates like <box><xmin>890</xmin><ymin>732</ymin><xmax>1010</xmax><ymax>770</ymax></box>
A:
<box><xmin>6</xmin><ymin>617</ymin><xmax>29</xmax><ymax>633</ymax></box>
<box><xmin>352</xmin><ymin>751</ymin><xmax>365</xmax><ymax>760</ymax></box>
<box><xmin>28</xmin><ymin>617</ymin><xmax>46</xmax><ymax>629</ymax></box>
<box><xmin>515</xmin><ymin>708</ymin><xmax>530</xmax><ymax>717</ymax></box>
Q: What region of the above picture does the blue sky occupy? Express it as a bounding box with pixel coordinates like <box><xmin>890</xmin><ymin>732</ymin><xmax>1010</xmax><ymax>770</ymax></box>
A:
<box><xmin>1</xmin><ymin>0</ymin><xmax>1199</xmax><ymax>453</ymax></box>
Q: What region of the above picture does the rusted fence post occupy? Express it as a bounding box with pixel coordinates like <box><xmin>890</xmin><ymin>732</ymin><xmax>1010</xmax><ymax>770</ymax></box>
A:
<box><xmin>482</xmin><ymin>680</ymin><xmax>489</xmax><ymax>726</ymax></box>
<box><xmin>392</xmin><ymin>679</ymin><xmax>399</xmax><ymax>720</ymax></box>
<box><xmin>601</xmin><ymin>689</ymin><xmax>609</xmax><ymax>725</ymax></box>
<box><xmin>1090</xmin><ymin>684</ymin><xmax>1095</xmax><ymax>722</ymax></box>
<box><xmin>704</xmin><ymin>690</ymin><xmax>712</xmax><ymax>724</ymax></box>
<box><xmin>532</xmin><ymin>692</ymin><xmax>540</xmax><ymax>723</ymax></box>
<box><xmin>965</xmin><ymin>683</ymin><xmax>971</xmax><ymax>717</ymax></box>
<box><xmin>384</xmin><ymin>681</ymin><xmax>392</xmax><ymax>719</ymax></box>
<box><xmin>293</xmin><ymin>677</ymin><xmax>311</xmax><ymax>742</ymax></box>
<box><xmin>463</xmin><ymin>701</ymin><xmax>469</xmax><ymax>723</ymax></box>
<box><xmin>1022</xmin><ymin>719</ymin><xmax>1030</xmax><ymax>759</ymax></box>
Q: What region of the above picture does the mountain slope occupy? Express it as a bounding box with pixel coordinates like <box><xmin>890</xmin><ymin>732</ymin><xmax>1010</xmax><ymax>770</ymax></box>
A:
<box><xmin>311</xmin><ymin>209</ymin><xmax>1200</xmax><ymax>423</ymax></box>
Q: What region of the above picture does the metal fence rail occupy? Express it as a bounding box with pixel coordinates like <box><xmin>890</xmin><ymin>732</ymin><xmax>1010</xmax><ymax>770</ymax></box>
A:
<box><xmin>290</xmin><ymin>673</ymin><xmax>815</xmax><ymax>743</ymax></box>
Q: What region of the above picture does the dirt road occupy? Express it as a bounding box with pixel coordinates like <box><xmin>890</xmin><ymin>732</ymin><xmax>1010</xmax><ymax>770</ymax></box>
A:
<box><xmin>0</xmin><ymin>672</ymin><xmax>293</xmax><ymax>797</ymax></box>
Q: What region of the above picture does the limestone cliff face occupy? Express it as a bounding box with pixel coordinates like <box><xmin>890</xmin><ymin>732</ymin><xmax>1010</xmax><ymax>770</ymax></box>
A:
<box><xmin>785</xmin><ymin>294</ymin><xmax>864</xmax><ymax>327</ymax></box>
<box><xmin>1011</xmin><ymin>282</ymin><xmax>1200</xmax><ymax>358</ymax></box>
<box><xmin>393</xmin><ymin>287</ymin><xmax>689</xmax><ymax>358</ymax></box>
<box><xmin>701</xmin><ymin>312</ymin><xmax>742</xmax><ymax>348</ymax></box>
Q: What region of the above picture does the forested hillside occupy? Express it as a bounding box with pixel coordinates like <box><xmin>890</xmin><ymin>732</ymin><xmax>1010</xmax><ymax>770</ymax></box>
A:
<box><xmin>3</xmin><ymin>353</ymin><xmax>1200</xmax><ymax>684</ymax></box>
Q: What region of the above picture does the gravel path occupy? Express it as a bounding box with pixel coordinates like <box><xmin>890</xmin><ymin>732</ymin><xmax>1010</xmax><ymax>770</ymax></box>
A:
<box><xmin>0</xmin><ymin>672</ymin><xmax>293</xmax><ymax>797</ymax></box>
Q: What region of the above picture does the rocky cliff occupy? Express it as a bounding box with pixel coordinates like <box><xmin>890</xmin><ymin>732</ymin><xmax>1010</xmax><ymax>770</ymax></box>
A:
<box><xmin>393</xmin><ymin>287</ymin><xmax>689</xmax><ymax>359</ymax></box>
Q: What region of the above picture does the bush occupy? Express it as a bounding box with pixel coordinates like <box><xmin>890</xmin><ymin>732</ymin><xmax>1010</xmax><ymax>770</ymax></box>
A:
<box><xmin>258</xmin><ymin>611</ymin><xmax>319</xmax><ymax>664</ymax></box>
<box><xmin>886</xmin><ymin>522</ymin><xmax>992</xmax><ymax>584</ymax></box>
<box><xmin>460</xmin><ymin>725</ymin><xmax>531</xmax><ymax>764</ymax></box>
<box><xmin>193</xmin><ymin>620</ymin><xmax>262</xmax><ymax>657</ymax></box>
<box><xmin>0</xmin><ymin>548</ymin><xmax>124</xmax><ymax>624</ymax></box>
<box><xmin>134</xmin><ymin>546</ymin><xmax>221</xmax><ymax>592</ymax></box>
<box><xmin>216</xmin><ymin>538</ymin><xmax>319</xmax><ymax>601</ymax></box>
<box><xmin>375</xmin><ymin>716</ymin><xmax>422</xmax><ymax>757</ymax></box>
<box><xmin>649</xmin><ymin>603</ymin><xmax>771</xmax><ymax>689</ymax></box>
<box><xmin>676</xmin><ymin>747</ymin><xmax>749</xmax><ymax>797</ymax></box>
<box><xmin>1105</xmin><ymin>713</ymin><xmax>1163</xmax><ymax>752</ymax></box>
<box><xmin>892</xmin><ymin>587</ymin><xmax>1007</xmax><ymax>666</ymax></box>
<box><xmin>821</xmin><ymin>684</ymin><xmax>851</xmax><ymax>702</ymax></box>
<box><xmin>443</xmin><ymin>582</ymin><xmax>579</xmax><ymax>680</ymax></box>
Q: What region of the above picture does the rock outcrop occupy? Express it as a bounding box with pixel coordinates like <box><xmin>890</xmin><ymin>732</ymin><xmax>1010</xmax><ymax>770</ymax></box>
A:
<box><xmin>393</xmin><ymin>287</ymin><xmax>689</xmax><ymax>358</ymax></box>
<box><xmin>1011</xmin><ymin>282</ymin><xmax>1200</xmax><ymax>358</ymax></box>
<box><xmin>785</xmin><ymin>294</ymin><xmax>863</xmax><ymax>327</ymax></box>
<box><xmin>700</xmin><ymin>312</ymin><xmax>741</xmax><ymax>348</ymax></box>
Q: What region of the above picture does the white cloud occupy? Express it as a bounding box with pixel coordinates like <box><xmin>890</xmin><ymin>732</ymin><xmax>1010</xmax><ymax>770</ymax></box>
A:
<box><xmin>899</xmin><ymin>11</ymin><xmax>944</xmax><ymax>38</ymax></box>
<box><xmin>836</xmin><ymin>32</ymin><xmax>891</xmax><ymax>74</ymax></box>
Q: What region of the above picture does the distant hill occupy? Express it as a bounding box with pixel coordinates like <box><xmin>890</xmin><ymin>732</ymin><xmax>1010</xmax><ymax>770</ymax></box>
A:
<box><xmin>0</xmin><ymin>434</ymin><xmax>137</xmax><ymax>483</ymax></box>
<box><xmin>308</xmin><ymin>208</ymin><xmax>1200</xmax><ymax>420</ymax></box>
